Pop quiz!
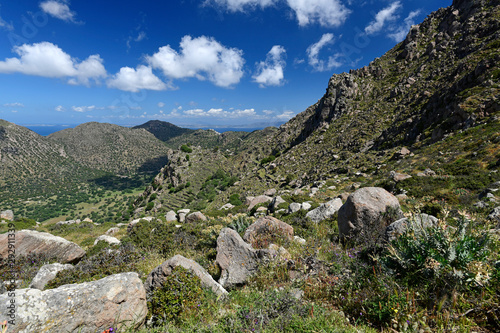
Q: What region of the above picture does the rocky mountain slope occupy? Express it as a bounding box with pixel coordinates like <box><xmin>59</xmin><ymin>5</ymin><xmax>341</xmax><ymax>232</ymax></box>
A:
<box><xmin>133</xmin><ymin>120</ymin><xmax>194</xmax><ymax>142</ymax></box>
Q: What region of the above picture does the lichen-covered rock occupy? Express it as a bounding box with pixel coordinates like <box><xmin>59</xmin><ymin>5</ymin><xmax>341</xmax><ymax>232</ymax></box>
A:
<box><xmin>247</xmin><ymin>195</ymin><xmax>273</xmax><ymax>211</ymax></box>
<box><xmin>94</xmin><ymin>235</ymin><xmax>121</xmax><ymax>246</ymax></box>
<box><xmin>338</xmin><ymin>187</ymin><xmax>403</xmax><ymax>243</ymax></box>
<box><xmin>145</xmin><ymin>254</ymin><xmax>227</xmax><ymax>298</ymax></box>
<box><xmin>29</xmin><ymin>263</ymin><xmax>74</xmax><ymax>290</ymax></box>
<box><xmin>0</xmin><ymin>230</ymin><xmax>85</xmax><ymax>264</ymax></box>
<box><xmin>288</xmin><ymin>202</ymin><xmax>302</xmax><ymax>214</ymax></box>
<box><xmin>0</xmin><ymin>272</ymin><xmax>147</xmax><ymax>333</ymax></box>
<box><xmin>243</xmin><ymin>216</ymin><xmax>294</xmax><ymax>246</ymax></box>
<box><xmin>185</xmin><ymin>211</ymin><xmax>207</xmax><ymax>223</ymax></box>
<box><xmin>0</xmin><ymin>210</ymin><xmax>14</xmax><ymax>221</ymax></box>
<box><xmin>306</xmin><ymin>198</ymin><xmax>343</xmax><ymax>223</ymax></box>
<box><xmin>165</xmin><ymin>210</ymin><xmax>177</xmax><ymax>222</ymax></box>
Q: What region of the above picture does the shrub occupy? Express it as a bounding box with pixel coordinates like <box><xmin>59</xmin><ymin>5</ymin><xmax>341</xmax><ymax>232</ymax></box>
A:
<box><xmin>229</xmin><ymin>193</ymin><xmax>242</xmax><ymax>206</ymax></box>
<box><xmin>180</xmin><ymin>145</ymin><xmax>193</xmax><ymax>153</ymax></box>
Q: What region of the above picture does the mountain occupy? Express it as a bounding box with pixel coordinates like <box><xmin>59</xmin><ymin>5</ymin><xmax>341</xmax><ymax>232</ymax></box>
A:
<box><xmin>48</xmin><ymin>122</ymin><xmax>171</xmax><ymax>174</ymax></box>
<box><xmin>132</xmin><ymin>120</ymin><xmax>194</xmax><ymax>142</ymax></box>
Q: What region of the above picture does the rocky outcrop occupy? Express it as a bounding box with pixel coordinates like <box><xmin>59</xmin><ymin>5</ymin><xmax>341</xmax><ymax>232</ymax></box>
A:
<box><xmin>144</xmin><ymin>254</ymin><xmax>227</xmax><ymax>298</ymax></box>
<box><xmin>185</xmin><ymin>211</ymin><xmax>207</xmax><ymax>223</ymax></box>
<box><xmin>127</xmin><ymin>216</ymin><xmax>154</xmax><ymax>232</ymax></box>
<box><xmin>242</xmin><ymin>216</ymin><xmax>294</xmax><ymax>246</ymax></box>
<box><xmin>165</xmin><ymin>210</ymin><xmax>177</xmax><ymax>222</ymax></box>
<box><xmin>338</xmin><ymin>187</ymin><xmax>403</xmax><ymax>243</ymax></box>
<box><xmin>306</xmin><ymin>198</ymin><xmax>343</xmax><ymax>223</ymax></box>
<box><xmin>94</xmin><ymin>235</ymin><xmax>121</xmax><ymax>246</ymax></box>
<box><xmin>0</xmin><ymin>272</ymin><xmax>147</xmax><ymax>333</ymax></box>
<box><xmin>0</xmin><ymin>230</ymin><xmax>85</xmax><ymax>264</ymax></box>
<box><xmin>488</xmin><ymin>207</ymin><xmax>500</xmax><ymax>223</ymax></box>
<box><xmin>29</xmin><ymin>263</ymin><xmax>74</xmax><ymax>290</ymax></box>
<box><xmin>385</xmin><ymin>214</ymin><xmax>439</xmax><ymax>242</ymax></box>
<box><xmin>268</xmin><ymin>196</ymin><xmax>286</xmax><ymax>213</ymax></box>
<box><xmin>216</xmin><ymin>228</ymin><xmax>271</xmax><ymax>289</ymax></box>
<box><xmin>105</xmin><ymin>227</ymin><xmax>119</xmax><ymax>235</ymax></box>
<box><xmin>247</xmin><ymin>195</ymin><xmax>273</xmax><ymax>211</ymax></box>
<box><xmin>0</xmin><ymin>210</ymin><xmax>14</xmax><ymax>221</ymax></box>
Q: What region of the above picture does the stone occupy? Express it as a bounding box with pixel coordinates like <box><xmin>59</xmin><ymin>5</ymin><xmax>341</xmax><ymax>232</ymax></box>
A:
<box><xmin>220</xmin><ymin>203</ymin><xmax>235</xmax><ymax>210</ymax></box>
<box><xmin>0</xmin><ymin>230</ymin><xmax>85</xmax><ymax>264</ymax></box>
<box><xmin>338</xmin><ymin>192</ymin><xmax>350</xmax><ymax>202</ymax></box>
<box><xmin>309</xmin><ymin>187</ymin><xmax>319</xmax><ymax>197</ymax></box>
<box><xmin>94</xmin><ymin>235</ymin><xmax>121</xmax><ymax>246</ymax></box>
<box><xmin>264</xmin><ymin>188</ymin><xmax>277</xmax><ymax>196</ymax></box>
<box><xmin>301</xmin><ymin>202</ymin><xmax>312</xmax><ymax>211</ymax></box>
<box><xmin>293</xmin><ymin>236</ymin><xmax>306</xmax><ymax>245</ymax></box>
<box><xmin>256</xmin><ymin>206</ymin><xmax>267</xmax><ymax>212</ymax></box>
<box><xmin>185</xmin><ymin>211</ymin><xmax>207</xmax><ymax>223</ymax></box>
<box><xmin>55</xmin><ymin>219</ymin><xmax>80</xmax><ymax>226</ymax></box>
<box><xmin>306</xmin><ymin>198</ymin><xmax>343</xmax><ymax>223</ymax></box>
<box><xmin>83</xmin><ymin>218</ymin><xmax>93</xmax><ymax>223</ymax></box>
<box><xmin>338</xmin><ymin>187</ymin><xmax>404</xmax><ymax>243</ymax></box>
<box><xmin>417</xmin><ymin>168</ymin><xmax>436</xmax><ymax>177</ymax></box>
<box><xmin>178</xmin><ymin>213</ymin><xmax>187</xmax><ymax>223</ymax></box>
<box><xmin>244</xmin><ymin>196</ymin><xmax>255</xmax><ymax>205</ymax></box>
<box><xmin>247</xmin><ymin>195</ymin><xmax>273</xmax><ymax>211</ymax></box>
<box><xmin>0</xmin><ymin>272</ymin><xmax>147</xmax><ymax>333</ymax></box>
<box><xmin>243</xmin><ymin>216</ymin><xmax>294</xmax><ymax>246</ymax></box>
<box><xmin>177</xmin><ymin>209</ymin><xmax>190</xmax><ymax>215</ymax></box>
<box><xmin>268</xmin><ymin>196</ymin><xmax>286</xmax><ymax>213</ymax></box>
<box><xmin>105</xmin><ymin>227</ymin><xmax>120</xmax><ymax>235</ymax></box>
<box><xmin>385</xmin><ymin>214</ymin><xmax>439</xmax><ymax>242</ymax></box>
<box><xmin>488</xmin><ymin>207</ymin><xmax>500</xmax><ymax>223</ymax></box>
<box><xmin>394</xmin><ymin>147</ymin><xmax>411</xmax><ymax>159</ymax></box>
<box><xmin>30</xmin><ymin>263</ymin><xmax>74</xmax><ymax>290</ymax></box>
<box><xmin>145</xmin><ymin>254</ymin><xmax>227</xmax><ymax>298</ymax></box>
<box><xmin>390</xmin><ymin>171</ymin><xmax>412</xmax><ymax>182</ymax></box>
<box><xmin>288</xmin><ymin>202</ymin><xmax>302</xmax><ymax>214</ymax></box>
<box><xmin>216</xmin><ymin>228</ymin><xmax>271</xmax><ymax>289</ymax></box>
<box><xmin>0</xmin><ymin>210</ymin><xmax>14</xmax><ymax>221</ymax></box>
<box><xmin>165</xmin><ymin>210</ymin><xmax>177</xmax><ymax>222</ymax></box>
<box><xmin>268</xmin><ymin>244</ymin><xmax>291</xmax><ymax>261</ymax></box>
<box><xmin>127</xmin><ymin>216</ymin><xmax>154</xmax><ymax>232</ymax></box>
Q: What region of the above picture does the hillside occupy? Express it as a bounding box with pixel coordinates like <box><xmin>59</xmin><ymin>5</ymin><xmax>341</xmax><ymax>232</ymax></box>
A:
<box><xmin>132</xmin><ymin>120</ymin><xmax>194</xmax><ymax>142</ymax></box>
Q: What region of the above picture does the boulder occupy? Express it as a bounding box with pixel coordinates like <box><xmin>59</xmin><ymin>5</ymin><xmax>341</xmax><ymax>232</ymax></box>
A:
<box><xmin>306</xmin><ymin>198</ymin><xmax>343</xmax><ymax>223</ymax></box>
<box><xmin>385</xmin><ymin>214</ymin><xmax>439</xmax><ymax>242</ymax></box>
<box><xmin>220</xmin><ymin>203</ymin><xmax>235</xmax><ymax>210</ymax></box>
<box><xmin>185</xmin><ymin>211</ymin><xmax>207</xmax><ymax>223</ymax></box>
<box><xmin>0</xmin><ymin>272</ymin><xmax>147</xmax><ymax>333</ymax></box>
<box><xmin>0</xmin><ymin>210</ymin><xmax>14</xmax><ymax>221</ymax></box>
<box><xmin>55</xmin><ymin>219</ymin><xmax>80</xmax><ymax>226</ymax></box>
<box><xmin>301</xmin><ymin>202</ymin><xmax>312</xmax><ymax>211</ymax></box>
<box><xmin>127</xmin><ymin>216</ymin><xmax>154</xmax><ymax>232</ymax></box>
<box><xmin>417</xmin><ymin>168</ymin><xmax>436</xmax><ymax>177</ymax></box>
<box><xmin>29</xmin><ymin>263</ymin><xmax>74</xmax><ymax>290</ymax></box>
<box><xmin>390</xmin><ymin>171</ymin><xmax>412</xmax><ymax>182</ymax></box>
<box><xmin>394</xmin><ymin>147</ymin><xmax>411</xmax><ymax>159</ymax></box>
<box><xmin>293</xmin><ymin>236</ymin><xmax>306</xmax><ymax>245</ymax></box>
<box><xmin>165</xmin><ymin>210</ymin><xmax>177</xmax><ymax>222</ymax></box>
<box><xmin>488</xmin><ymin>207</ymin><xmax>500</xmax><ymax>223</ymax></box>
<box><xmin>288</xmin><ymin>202</ymin><xmax>302</xmax><ymax>214</ymax></box>
<box><xmin>216</xmin><ymin>228</ymin><xmax>271</xmax><ymax>289</ymax></box>
<box><xmin>0</xmin><ymin>230</ymin><xmax>85</xmax><ymax>264</ymax></box>
<box><xmin>247</xmin><ymin>195</ymin><xmax>273</xmax><ymax>211</ymax></box>
<box><xmin>144</xmin><ymin>254</ymin><xmax>227</xmax><ymax>298</ymax></box>
<box><xmin>94</xmin><ymin>235</ymin><xmax>121</xmax><ymax>246</ymax></box>
<box><xmin>243</xmin><ymin>216</ymin><xmax>294</xmax><ymax>246</ymax></box>
<box><xmin>338</xmin><ymin>187</ymin><xmax>404</xmax><ymax>243</ymax></box>
<box><xmin>264</xmin><ymin>189</ymin><xmax>277</xmax><ymax>196</ymax></box>
<box><xmin>105</xmin><ymin>227</ymin><xmax>120</xmax><ymax>236</ymax></box>
<box><xmin>268</xmin><ymin>196</ymin><xmax>286</xmax><ymax>213</ymax></box>
<box><xmin>268</xmin><ymin>244</ymin><xmax>291</xmax><ymax>261</ymax></box>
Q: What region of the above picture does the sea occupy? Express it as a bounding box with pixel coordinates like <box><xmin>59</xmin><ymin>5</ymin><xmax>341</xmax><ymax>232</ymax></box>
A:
<box><xmin>25</xmin><ymin>125</ymin><xmax>265</xmax><ymax>136</ymax></box>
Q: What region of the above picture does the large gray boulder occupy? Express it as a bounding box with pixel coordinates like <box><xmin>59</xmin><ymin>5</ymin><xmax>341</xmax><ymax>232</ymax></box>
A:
<box><xmin>0</xmin><ymin>230</ymin><xmax>85</xmax><ymax>264</ymax></box>
<box><xmin>288</xmin><ymin>202</ymin><xmax>302</xmax><ymax>214</ymax></box>
<box><xmin>488</xmin><ymin>207</ymin><xmax>500</xmax><ymax>223</ymax></box>
<box><xmin>127</xmin><ymin>216</ymin><xmax>154</xmax><ymax>232</ymax></box>
<box><xmin>306</xmin><ymin>198</ymin><xmax>343</xmax><ymax>223</ymax></box>
<box><xmin>0</xmin><ymin>272</ymin><xmax>147</xmax><ymax>333</ymax></box>
<box><xmin>385</xmin><ymin>214</ymin><xmax>438</xmax><ymax>242</ymax></box>
<box><xmin>144</xmin><ymin>254</ymin><xmax>227</xmax><ymax>298</ymax></box>
<box><xmin>0</xmin><ymin>210</ymin><xmax>14</xmax><ymax>221</ymax></box>
<box><xmin>94</xmin><ymin>235</ymin><xmax>121</xmax><ymax>246</ymax></box>
<box><xmin>185</xmin><ymin>211</ymin><xmax>207</xmax><ymax>223</ymax></box>
<box><xmin>247</xmin><ymin>195</ymin><xmax>273</xmax><ymax>211</ymax></box>
<box><xmin>216</xmin><ymin>228</ymin><xmax>271</xmax><ymax>289</ymax></box>
<box><xmin>165</xmin><ymin>210</ymin><xmax>177</xmax><ymax>222</ymax></box>
<box><xmin>29</xmin><ymin>263</ymin><xmax>74</xmax><ymax>290</ymax></box>
<box><xmin>338</xmin><ymin>187</ymin><xmax>403</xmax><ymax>243</ymax></box>
<box><xmin>268</xmin><ymin>196</ymin><xmax>286</xmax><ymax>213</ymax></box>
<box><xmin>243</xmin><ymin>216</ymin><xmax>294</xmax><ymax>246</ymax></box>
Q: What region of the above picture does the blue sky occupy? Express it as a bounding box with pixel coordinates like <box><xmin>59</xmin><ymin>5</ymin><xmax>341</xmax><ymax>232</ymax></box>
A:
<box><xmin>0</xmin><ymin>0</ymin><xmax>450</xmax><ymax>128</ymax></box>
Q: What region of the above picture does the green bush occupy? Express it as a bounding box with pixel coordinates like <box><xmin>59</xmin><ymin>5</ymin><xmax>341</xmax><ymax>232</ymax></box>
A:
<box><xmin>229</xmin><ymin>193</ymin><xmax>242</xmax><ymax>206</ymax></box>
<box><xmin>260</xmin><ymin>155</ymin><xmax>276</xmax><ymax>165</ymax></box>
<box><xmin>180</xmin><ymin>145</ymin><xmax>193</xmax><ymax>153</ymax></box>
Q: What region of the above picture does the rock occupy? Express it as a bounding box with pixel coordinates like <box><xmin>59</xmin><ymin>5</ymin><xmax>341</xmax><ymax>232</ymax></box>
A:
<box><xmin>177</xmin><ymin>209</ymin><xmax>190</xmax><ymax>215</ymax></box>
<box><xmin>268</xmin><ymin>196</ymin><xmax>286</xmax><ymax>213</ymax></box>
<box><xmin>94</xmin><ymin>235</ymin><xmax>121</xmax><ymax>246</ymax></box>
<box><xmin>396</xmin><ymin>194</ymin><xmax>408</xmax><ymax>201</ymax></box>
<box><xmin>220</xmin><ymin>203</ymin><xmax>235</xmax><ymax>210</ymax></box>
<box><xmin>488</xmin><ymin>207</ymin><xmax>500</xmax><ymax>222</ymax></box>
<box><xmin>264</xmin><ymin>188</ymin><xmax>277</xmax><ymax>196</ymax></box>
<box><xmin>244</xmin><ymin>196</ymin><xmax>255</xmax><ymax>205</ymax></box>
<box><xmin>417</xmin><ymin>168</ymin><xmax>436</xmax><ymax>177</ymax></box>
<box><xmin>394</xmin><ymin>147</ymin><xmax>411</xmax><ymax>159</ymax></box>
<box><xmin>243</xmin><ymin>216</ymin><xmax>294</xmax><ymax>246</ymax></box>
<box><xmin>390</xmin><ymin>171</ymin><xmax>412</xmax><ymax>182</ymax></box>
<box><xmin>385</xmin><ymin>214</ymin><xmax>438</xmax><ymax>242</ymax></box>
<box><xmin>293</xmin><ymin>236</ymin><xmax>306</xmax><ymax>245</ymax></box>
<box><xmin>247</xmin><ymin>195</ymin><xmax>273</xmax><ymax>211</ymax></box>
<box><xmin>0</xmin><ymin>272</ymin><xmax>147</xmax><ymax>333</ymax></box>
<box><xmin>268</xmin><ymin>244</ymin><xmax>291</xmax><ymax>261</ymax></box>
<box><xmin>30</xmin><ymin>263</ymin><xmax>74</xmax><ymax>290</ymax></box>
<box><xmin>105</xmin><ymin>227</ymin><xmax>120</xmax><ymax>235</ymax></box>
<box><xmin>291</xmin><ymin>188</ymin><xmax>304</xmax><ymax>196</ymax></box>
<box><xmin>288</xmin><ymin>202</ymin><xmax>302</xmax><ymax>214</ymax></box>
<box><xmin>0</xmin><ymin>230</ymin><xmax>85</xmax><ymax>264</ymax></box>
<box><xmin>0</xmin><ymin>210</ymin><xmax>14</xmax><ymax>221</ymax></box>
<box><xmin>127</xmin><ymin>216</ymin><xmax>154</xmax><ymax>232</ymax></box>
<box><xmin>301</xmin><ymin>202</ymin><xmax>312</xmax><ymax>211</ymax></box>
<box><xmin>256</xmin><ymin>206</ymin><xmax>267</xmax><ymax>212</ymax></box>
<box><xmin>83</xmin><ymin>217</ymin><xmax>93</xmax><ymax>223</ymax></box>
<box><xmin>306</xmin><ymin>198</ymin><xmax>343</xmax><ymax>223</ymax></box>
<box><xmin>185</xmin><ymin>211</ymin><xmax>207</xmax><ymax>223</ymax></box>
<box><xmin>309</xmin><ymin>187</ymin><xmax>319</xmax><ymax>197</ymax></box>
<box><xmin>338</xmin><ymin>192</ymin><xmax>350</xmax><ymax>202</ymax></box>
<box><xmin>474</xmin><ymin>201</ymin><xmax>489</xmax><ymax>209</ymax></box>
<box><xmin>55</xmin><ymin>219</ymin><xmax>80</xmax><ymax>226</ymax></box>
<box><xmin>338</xmin><ymin>187</ymin><xmax>404</xmax><ymax>243</ymax></box>
<box><xmin>165</xmin><ymin>210</ymin><xmax>177</xmax><ymax>222</ymax></box>
<box><xmin>216</xmin><ymin>228</ymin><xmax>271</xmax><ymax>289</ymax></box>
<box><xmin>145</xmin><ymin>254</ymin><xmax>227</xmax><ymax>298</ymax></box>
<box><xmin>178</xmin><ymin>213</ymin><xmax>187</xmax><ymax>223</ymax></box>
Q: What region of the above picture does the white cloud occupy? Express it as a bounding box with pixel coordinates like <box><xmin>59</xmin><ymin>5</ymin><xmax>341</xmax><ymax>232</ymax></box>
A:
<box><xmin>40</xmin><ymin>0</ymin><xmax>77</xmax><ymax>22</ymax></box>
<box><xmin>0</xmin><ymin>42</ymin><xmax>106</xmax><ymax>85</ymax></box>
<box><xmin>72</xmin><ymin>105</ymin><xmax>95</xmax><ymax>112</ymax></box>
<box><xmin>206</xmin><ymin>0</ymin><xmax>275</xmax><ymax>12</ymax></box>
<box><xmin>107</xmin><ymin>65</ymin><xmax>168</xmax><ymax>92</ymax></box>
<box><xmin>0</xmin><ymin>8</ymin><xmax>14</xmax><ymax>31</ymax></box>
<box><xmin>365</xmin><ymin>1</ymin><xmax>401</xmax><ymax>35</ymax></box>
<box><xmin>276</xmin><ymin>110</ymin><xmax>295</xmax><ymax>120</ymax></box>
<box><xmin>147</xmin><ymin>35</ymin><xmax>245</xmax><ymax>88</ymax></box>
<box><xmin>158</xmin><ymin>102</ymin><xmax>165</xmax><ymax>108</ymax></box>
<box><xmin>183</xmin><ymin>108</ymin><xmax>257</xmax><ymax>118</ymax></box>
<box><xmin>306</xmin><ymin>33</ymin><xmax>343</xmax><ymax>71</ymax></box>
<box><xmin>286</xmin><ymin>0</ymin><xmax>351</xmax><ymax>27</ymax></box>
<box><xmin>388</xmin><ymin>10</ymin><xmax>421</xmax><ymax>42</ymax></box>
<box><xmin>253</xmin><ymin>45</ymin><xmax>286</xmax><ymax>88</ymax></box>
<box><xmin>55</xmin><ymin>105</ymin><xmax>65</xmax><ymax>112</ymax></box>
<box><xmin>4</xmin><ymin>102</ymin><xmax>24</xmax><ymax>107</ymax></box>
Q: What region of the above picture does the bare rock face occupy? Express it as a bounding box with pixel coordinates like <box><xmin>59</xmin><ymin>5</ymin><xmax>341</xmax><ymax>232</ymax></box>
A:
<box><xmin>185</xmin><ymin>211</ymin><xmax>207</xmax><ymax>223</ymax></box>
<box><xmin>306</xmin><ymin>198</ymin><xmax>343</xmax><ymax>223</ymax></box>
<box><xmin>0</xmin><ymin>210</ymin><xmax>14</xmax><ymax>221</ymax></box>
<box><xmin>0</xmin><ymin>230</ymin><xmax>85</xmax><ymax>264</ymax></box>
<box><xmin>144</xmin><ymin>254</ymin><xmax>227</xmax><ymax>298</ymax></box>
<box><xmin>216</xmin><ymin>228</ymin><xmax>271</xmax><ymax>289</ymax></box>
<box><xmin>243</xmin><ymin>216</ymin><xmax>294</xmax><ymax>246</ymax></box>
<box><xmin>165</xmin><ymin>210</ymin><xmax>177</xmax><ymax>222</ymax></box>
<box><xmin>0</xmin><ymin>272</ymin><xmax>147</xmax><ymax>333</ymax></box>
<box><xmin>94</xmin><ymin>235</ymin><xmax>121</xmax><ymax>246</ymax></box>
<box><xmin>338</xmin><ymin>187</ymin><xmax>403</xmax><ymax>243</ymax></box>
<box><xmin>29</xmin><ymin>263</ymin><xmax>74</xmax><ymax>290</ymax></box>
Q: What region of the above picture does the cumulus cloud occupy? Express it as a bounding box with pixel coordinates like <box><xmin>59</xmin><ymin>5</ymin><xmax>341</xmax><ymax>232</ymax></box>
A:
<box><xmin>107</xmin><ymin>65</ymin><xmax>168</xmax><ymax>92</ymax></box>
<box><xmin>365</xmin><ymin>1</ymin><xmax>401</xmax><ymax>35</ymax></box>
<box><xmin>40</xmin><ymin>0</ymin><xmax>77</xmax><ymax>22</ymax></box>
<box><xmin>4</xmin><ymin>102</ymin><xmax>24</xmax><ymax>107</ymax></box>
<box><xmin>72</xmin><ymin>105</ymin><xmax>95</xmax><ymax>112</ymax></box>
<box><xmin>388</xmin><ymin>10</ymin><xmax>421</xmax><ymax>42</ymax></box>
<box><xmin>206</xmin><ymin>0</ymin><xmax>275</xmax><ymax>11</ymax></box>
<box><xmin>183</xmin><ymin>108</ymin><xmax>257</xmax><ymax>118</ymax></box>
<box><xmin>253</xmin><ymin>45</ymin><xmax>286</xmax><ymax>87</ymax></box>
<box><xmin>306</xmin><ymin>33</ymin><xmax>343</xmax><ymax>71</ymax></box>
<box><xmin>0</xmin><ymin>42</ymin><xmax>106</xmax><ymax>85</ymax></box>
<box><xmin>158</xmin><ymin>102</ymin><xmax>165</xmax><ymax>108</ymax></box>
<box><xmin>276</xmin><ymin>110</ymin><xmax>295</xmax><ymax>120</ymax></box>
<box><xmin>55</xmin><ymin>105</ymin><xmax>65</xmax><ymax>112</ymax></box>
<box><xmin>147</xmin><ymin>35</ymin><xmax>245</xmax><ymax>88</ymax></box>
<box><xmin>286</xmin><ymin>0</ymin><xmax>351</xmax><ymax>27</ymax></box>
